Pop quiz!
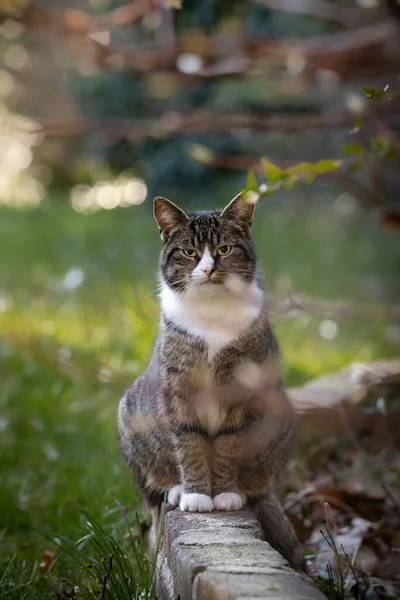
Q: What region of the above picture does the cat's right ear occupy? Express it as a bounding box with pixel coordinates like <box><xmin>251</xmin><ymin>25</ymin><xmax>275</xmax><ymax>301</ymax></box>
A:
<box><xmin>153</xmin><ymin>197</ymin><xmax>189</xmax><ymax>240</ymax></box>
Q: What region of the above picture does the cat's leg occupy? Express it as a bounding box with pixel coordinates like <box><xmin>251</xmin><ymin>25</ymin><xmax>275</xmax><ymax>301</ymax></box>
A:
<box><xmin>167</xmin><ymin>484</ymin><xmax>183</xmax><ymax>506</ymax></box>
<box><xmin>119</xmin><ymin>397</ymin><xmax>181</xmax><ymax>507</ymax></box>
<box><xmin>211</xmin><ymin>434</ymin><xmax>245</xmax><ymax>511</ymax></box>
<box><xmin>173</xmin><ymin>431</ymin><xmax>214</xmax><ymax>512</ymax></box>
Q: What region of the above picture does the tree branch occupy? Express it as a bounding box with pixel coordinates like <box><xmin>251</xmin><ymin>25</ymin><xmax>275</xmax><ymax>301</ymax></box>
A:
<box><xmin>252</xmin><ymin>0</ymin><xmax>364</xmax><ymax>28</ymax></box>
<box><xmin>188</xmin><ymin>147</ymin><xmax>392</xmax><ymax>211</ymax></box>
<box><xmin>30</xmin><ymin>93</ymin><xmax>400</xmax><ymax>139</ymax></box>
<box><xmin>17</xmin><ymin>3</ymin><xmax>400</xmax><ymax>80</ymax></box>
<box><xmin>300</xmin><ymin>21</ymin><xmax>399</xmax><ymax>56</ymax></box>
<box><xmin>20</xmin><ymin>0</ymin><xmax>157</xmax><ymax>34</ymax></box>
<box><xmin>268</xmin><ymin>294</ymin><xmax>400</xmax><ymax>321</ymax></box>
<box><xmin>369</xmin><ymin>113</ymin><xmax>400</xmax><ymax>152</ymax></box>
<box><xmin>28</xmin><ymin>110</ymin><xmax>360</xmax><ymax>139</ymax></box>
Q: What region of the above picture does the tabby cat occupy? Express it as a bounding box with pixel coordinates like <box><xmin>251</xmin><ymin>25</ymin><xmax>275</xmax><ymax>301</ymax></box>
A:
<box><xmin>118</xmin><ymin>193</ymin><xmax>302</xmax><ymax>566</ymax></box>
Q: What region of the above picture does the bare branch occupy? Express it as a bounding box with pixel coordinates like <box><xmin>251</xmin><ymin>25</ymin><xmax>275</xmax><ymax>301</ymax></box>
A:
<box><xmin>30</xmin><ymin>95</ymin><xmax>400</xmax><ymax>140</ymax></box>
<box><xmin>369</xmin><ymin>113</ymin><xmax>400</xmax><ymax>152</ymax></box>
<box><xmin>284</xmin><ymin>475</ymin><xmax>333</xmax><ymax>511</ymax></box>
<box><xmin>325</xmin><ymin>171</ymin><xmax>382</xmax><ymax>210</ymax></box>
<box><xmin>268</xmin><ymin>294</ymin><xmax>400</xmax><ymax>321</ymax></box>
<box><xmin>20</xmin><ymin>0</ymin><xmax>157</xmax><ymax>34</ymax></box>
<box><xmin>300</xmin><ymin>21</ymin><xmax>399</xmax><ymax>56</ymax></box>
<box><xmin>252</xmin><ymin>0</ymin><xmax>363</xmax><ymax>28</ymax></box>
<box><xmin>17</xmin><ymin>3</ymin><xmax>400</xmax><ymax>80</ymax></box>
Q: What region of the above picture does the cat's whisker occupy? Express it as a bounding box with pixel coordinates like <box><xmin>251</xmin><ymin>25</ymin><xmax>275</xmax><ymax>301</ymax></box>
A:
<box><xmin>163</xmin><ymin>277</ymin><xmax>185</xmax><ymax>290</ymax></box>
<box><xmin>162</xmin><ymin>276</ymin><xmax>188</xmax><ymax>286</ymax></box>
<box><xmin>181</xmin><ymin>280</ymin><xmax>195</xmax><ymax>305</ymax></box>
<box><xmin>232</xmin><ymin>268</ymin><xmax>267</xmax><ymax>277</ymax></box>
<box><xmin>232</xmin><ymin>270</ymin><xmax>267</xmax><ymax>282</ymax></box>
<box><xmin>157</xmin><ymin>276</ymin><xmax>190</xmax><ymax>295</ymax></box>
<box><xmin>167</xmin><ymin>281</ymin><xmax>189</xmax><ymax>291</ymax></box>
<box><xmin>165</xmin><ymin>274</ymin><xmax>188</xmax><ymax>282</ymax></box>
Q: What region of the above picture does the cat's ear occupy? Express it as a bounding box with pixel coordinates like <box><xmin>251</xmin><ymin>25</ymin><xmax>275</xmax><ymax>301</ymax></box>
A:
<box><xmin>153</xmin><ymin>197</ymin><xmax>189</xmax><ymax>239</ymax></box>
<box><xmin>221</xmin><ymin>192</ymin><xmax>255</xmax><ymax>231</ymax></box>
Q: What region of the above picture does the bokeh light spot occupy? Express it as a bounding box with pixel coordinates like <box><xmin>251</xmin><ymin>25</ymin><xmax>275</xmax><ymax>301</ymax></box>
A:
<box><xmin>319</xmin><ymin>319</ymin><xmax>339</xmax><ymax>340</ymax></box>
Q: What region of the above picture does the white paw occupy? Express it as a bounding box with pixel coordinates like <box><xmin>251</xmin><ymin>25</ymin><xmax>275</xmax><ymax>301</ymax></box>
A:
<box><xmin>179</xmin><ymin>493</ymin><xmax>214</xmax><ymax>512</ymax></box>
<box><xmin>213</xmin><ymin>492</ymin><xmax>244</xmax><ymax>511</ymax></box>
<box><xmin>167</xmin><ymin>484</ymin><xmax>183</xmax><ymax>506</ymax></box>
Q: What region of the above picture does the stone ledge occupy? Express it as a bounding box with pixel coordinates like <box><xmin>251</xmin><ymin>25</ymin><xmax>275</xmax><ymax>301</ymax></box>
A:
<box><xmin>146</xmin><ymin>361</ymin><xmax>400</xmax><ymax>598</ymax></box>
<box><xmin>152</xmin><ymin>509</ymin><xmax>326</xmax><ymax>600</ymax></box>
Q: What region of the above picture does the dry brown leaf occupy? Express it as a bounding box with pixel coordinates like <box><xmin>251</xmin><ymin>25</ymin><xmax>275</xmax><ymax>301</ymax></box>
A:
<box><xmin>39</xmin><ymin>549</ymin><xmax>55</xmax><ymax>570</ymax></box>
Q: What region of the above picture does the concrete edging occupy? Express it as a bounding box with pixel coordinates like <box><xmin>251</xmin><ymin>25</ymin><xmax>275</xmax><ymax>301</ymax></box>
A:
<box><xmin>145</xmin><ymin>361</ymin><xmax>400</xmax><ymax>599</ymax></box>
<box><xmin>150</xmin><ymin>508</ymin><xmax>326</xmax><ymax>600</ymax></box>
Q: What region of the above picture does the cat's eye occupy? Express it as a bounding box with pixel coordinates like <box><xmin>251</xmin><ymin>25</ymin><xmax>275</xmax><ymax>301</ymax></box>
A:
<box><xmin>182</xmin><ymin>249</ymin><xmax>198</xmax><ymax>258</ymax></box>
<box><xmin>217</xmin><ymin>245</ymin><xmax>232</xmax><ymax>256</ymax></box>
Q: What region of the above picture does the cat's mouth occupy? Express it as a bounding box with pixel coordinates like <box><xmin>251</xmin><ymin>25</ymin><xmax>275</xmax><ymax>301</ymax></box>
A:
<box><xmin>191</xmin><ymin>272</ymin><xmax>224</xmax><ymax>288</ymax></box>
<box><xmin>191</xmin><ymin>273</ymin><xmax>223</xmax><ymax>286</ymax></box>
<box><xmin>203</xmin><ymin>276</ymin><xmax>223</xmax><ymax>285</ymax></box>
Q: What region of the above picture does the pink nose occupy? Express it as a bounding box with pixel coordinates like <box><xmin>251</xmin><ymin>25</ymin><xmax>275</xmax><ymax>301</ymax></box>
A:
<box><xmin>201</xmin><ymin>267</ymin><xmax>211</xmax><ymax>276</ymax></box>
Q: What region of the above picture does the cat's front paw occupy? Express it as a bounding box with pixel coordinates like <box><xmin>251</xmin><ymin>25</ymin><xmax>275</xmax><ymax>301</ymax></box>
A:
<box><xmin>179</xmin><ymin>493</ymin><xmax>214</xmax><ymax>512</ymax></box>
<box><xmin>213</xmin><ymin>492</ymin><xmax>244</xmax><ymax>511</ymax></box>
<box><xmin>167</xmin><ymin>484</ymin><xmax>183</xmax><ymax>506</ymax></box>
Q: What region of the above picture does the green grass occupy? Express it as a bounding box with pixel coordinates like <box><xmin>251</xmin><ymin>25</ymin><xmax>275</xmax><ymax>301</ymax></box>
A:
<box><xmin>0</xmin><ymin>191</ymin><xmax>399</xmax><ymax>597</ymax></box>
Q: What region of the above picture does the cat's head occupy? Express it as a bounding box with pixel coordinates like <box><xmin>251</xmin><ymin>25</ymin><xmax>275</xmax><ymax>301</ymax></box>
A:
<box><xmin>154</xmin><ymin>193</ymin><xmax>257</xmax><ymax>294</ymax></box>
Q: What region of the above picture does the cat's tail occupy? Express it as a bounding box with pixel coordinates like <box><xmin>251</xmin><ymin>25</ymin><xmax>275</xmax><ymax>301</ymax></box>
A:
<box><xmin>248</xmin><ymin>492</ymin><xmax>304</xmax><ymax>569</ymax></box>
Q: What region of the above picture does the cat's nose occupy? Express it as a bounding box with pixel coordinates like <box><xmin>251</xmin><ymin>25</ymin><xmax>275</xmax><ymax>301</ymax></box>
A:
<box><xmin>201</xmin><ymin>266</ymin><xmax>212</xmax><ymax>277</ymax></box>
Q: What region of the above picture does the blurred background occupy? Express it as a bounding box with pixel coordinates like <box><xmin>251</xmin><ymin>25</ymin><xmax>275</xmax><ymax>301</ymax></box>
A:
<box><xmin>0</xmin><ymin>0</ymin><xmax>399</xmax><ymax>598</ymax></box>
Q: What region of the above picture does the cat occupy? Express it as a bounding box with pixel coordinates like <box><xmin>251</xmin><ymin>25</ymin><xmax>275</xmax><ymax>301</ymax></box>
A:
<box><xmin>118</xmin><ymin>193</ymin><xmax>303</xmax><ymax>566</ymax></box>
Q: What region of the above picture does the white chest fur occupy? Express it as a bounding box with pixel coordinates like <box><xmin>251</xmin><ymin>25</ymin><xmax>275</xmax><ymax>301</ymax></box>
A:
<box><xmin>160</xmin><ymin>279</ymin><xmax>264</xmax><ymax>360</ymax></box>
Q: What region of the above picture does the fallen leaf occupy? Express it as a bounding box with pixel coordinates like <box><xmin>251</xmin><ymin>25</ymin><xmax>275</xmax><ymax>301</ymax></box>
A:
<box><xmin>342</xmin><ymin>485</ymin><xmax>385</xmax><ymax>521</ymax></box>
<box><xmin>39</xmin><ymin>549</ymin><xmax>55</xmax><ymax>570</ymax></box>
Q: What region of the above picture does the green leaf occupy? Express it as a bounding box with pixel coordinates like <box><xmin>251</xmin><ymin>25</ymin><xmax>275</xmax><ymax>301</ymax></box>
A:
<box><xmin>247</xmin><ymin>170</ymin><xmax>258</xmax><ymax>191</ymax></box>
<box><xmin>348</xmin><ymin>160</ymin><xmax>361</xmax><ymax>173</ymax></box>
<box><xmin>313</xmin><ymin>159</ymin><xmax>342</xmax><ymax>175</ymax></box>
<box><xmin>304</xmin><ymin>174</ymin><xmax>316</xmax><ymax>185</ymax></box>
<box><xmin>355</xmin><ymin>115</ymin><xmax>363</xmax><ymax>129</ymax></box>
<box><xmin>284</xmin><ymin>177</ymin><xmax>297</xmax><ymax>191</ymax></box>
<box><xmin>370</xmin><ymin>137</ymin><xmax>386</xmax><ymax>151</ymax></box>
<box><xmin>261</xmin><ymin>158</ymin><xmax>283</xmax><ymax>182</ymax></box>
<box><xmin>284</xmin><ymin>162</ymin><xmax>314</xmax><ymax>177</ymax></box>
<box><xmin>385</xmin><ymin>148</ymin><xmax>398</xmax><ymax>160</ymax></box>
<box><xmin>342</xmin><ymin>142</ymin><xmax>364</xmax><ymax>155</ymax></box>
<box><xmin>349</xmin><ymin>114</ymin><xmax>363</xmax><ymax>134</ymax></box>
<box><xmin>258</xmin><ymin>182</ymin><xmax>282</xmax><ymax>196</ymax></box>
<box><xmin>363</xmin><ymin>87</ymin><xmax>376</xmax><ymax>99</ymax></box>
<box><xmin>258</xmin><ymin>157</ymin><xmax>342</xmax><ymax>194</ymax></box>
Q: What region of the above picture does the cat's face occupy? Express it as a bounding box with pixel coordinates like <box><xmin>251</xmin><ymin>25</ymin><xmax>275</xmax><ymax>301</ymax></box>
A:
<box><xmin>154</xmin><ymin>194</ymin><xmax>257</xmax><ymax>294</ymax></box>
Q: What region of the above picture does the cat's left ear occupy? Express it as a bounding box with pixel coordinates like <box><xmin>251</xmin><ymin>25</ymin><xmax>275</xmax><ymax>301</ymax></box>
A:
<box><xmin>221</xmin><ymin>192</ymin><xmax>255</xmax><ymax>231</ymax></box>
<box><xmin>154</xmin><ymin>197</ymin><xmax>189</xmax><ymax>240</ymax></box>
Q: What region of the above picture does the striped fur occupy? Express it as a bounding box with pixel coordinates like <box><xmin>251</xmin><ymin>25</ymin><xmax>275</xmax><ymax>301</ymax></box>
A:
<box><xmin>118</xmin><ymin>194</ymin><xmax>302</xmax><ymax>566</ymax></box>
